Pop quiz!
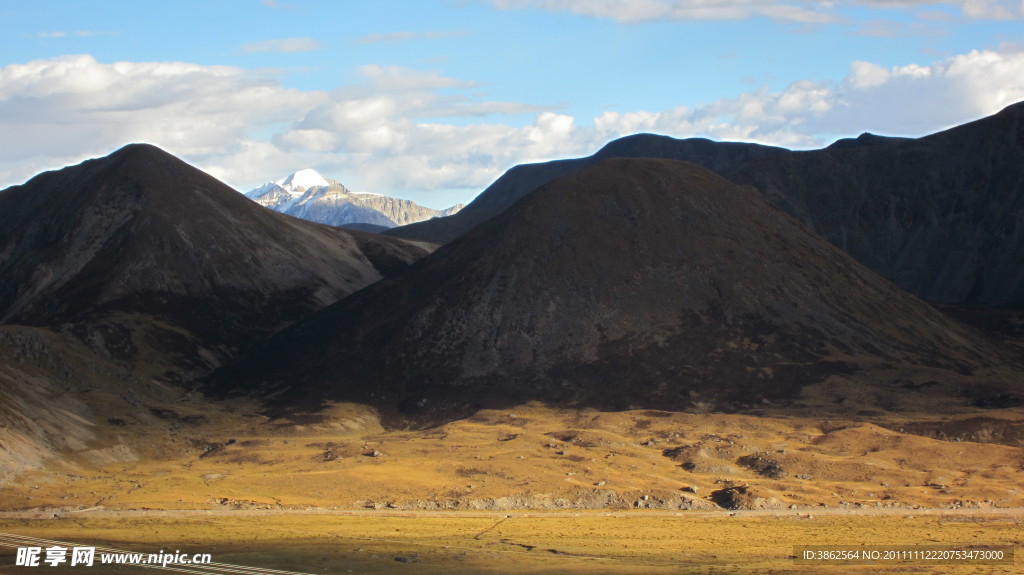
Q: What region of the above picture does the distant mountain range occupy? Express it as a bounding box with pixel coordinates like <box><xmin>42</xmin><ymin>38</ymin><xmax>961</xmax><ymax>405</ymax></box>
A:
<box><xmin>386</xmin><ymin>102</ymin><xmax>1024</xmax><ymax>306</ymax></box>
<box><xmin>245</xmin><ymin>169</ymin><xmax>464</xmax><ymax>230</ymax></box>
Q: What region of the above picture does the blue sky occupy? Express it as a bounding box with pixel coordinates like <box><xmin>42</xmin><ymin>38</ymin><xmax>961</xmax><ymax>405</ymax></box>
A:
<box><xmin>2</xmin><ymin>1</ymin><xmax>1023</xmax><ymax>208</ymax></box>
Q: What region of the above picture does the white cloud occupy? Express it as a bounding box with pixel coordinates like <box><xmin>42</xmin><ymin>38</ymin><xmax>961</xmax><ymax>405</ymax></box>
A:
<box><xmin>355</xmin><ymin>65</ymin><xmax>477</xmax><ymax>92</ymax></box>
<box><xmin>848</xmin><ymin>18</ymin><xmax>948</xmax><ymax>36</ymax></box>
<box><xmin>240</xmin><ymin>37</ymin><xmax>321</xmax><ymax>54</ymax></box>
<box><xmin>3</xmin><ymin>47</ymin><xmax>1023</xmax><ymax>208</ymax></box>
<box><xmin>275</xmin><ymin>43</ymin><xmax>1024</xmax><ymax>199</ymax></box>
<box><xmin>266</xmin><ymin>67</ymin><xmax>586</xmax><ymax>193</ymax></box>
<box><xmin>486</xmin><ymin>0</ymin><xmax>839</xmax><ymax>23</ymax></box>
<box><xmin>960</xmin><ymin>0</ymin><xmax>1024</xmax><ymax>18</ymax></box>
<box><xmin>0</xmin><ymin>57</ymin><xmax>575</xmax><ymax>201</ymax></box>
<box><xmin>848</xmin><ymin>60</ymin><xmax>891</xmax><ymax>88</ymax></box>
<box><xmin>32</xmin><ymin>30</ymin><xmax>119</xmax><ymax>38</ymax></box>
<box><xmin>581</xmin><ymin>45</ymin><xmax>1024</xmax><ymax>147</ymax></box>
<box><xmin>351</xmin><ymin>30</ymin><xmax>471</xmax><ymax>45</ymax></box>
<box><xmin>483</xmin><ymin>0</ymin><xmax>1024</xmax><ymax>21</ymax></box>
<box><xmin>0</xmin><ymin>55</ymin><xmax>325</xmax><ymax>188</ymax></box>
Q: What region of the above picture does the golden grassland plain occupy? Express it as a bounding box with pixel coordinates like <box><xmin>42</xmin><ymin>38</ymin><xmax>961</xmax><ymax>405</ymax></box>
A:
<box><xmin>1</xmin><ymin>403</ymin><xmax>1023</xmax><ymax>573</ymax></box>
<box><xmin>4</xmin><ymin>403</ymin><xmax>1022</xmax><ymax>512</ymax></box>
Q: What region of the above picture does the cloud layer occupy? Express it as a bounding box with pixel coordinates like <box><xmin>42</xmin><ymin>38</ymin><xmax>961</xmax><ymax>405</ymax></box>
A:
<box><xmin>2</xmin><ymin>45</ymin><xmax>1023</xmax><ymax>205</ymax></box>
<box><xmin>240</xmin><ymin>37</ymin><xmax>322</xmax><ymax>54</ymax></box>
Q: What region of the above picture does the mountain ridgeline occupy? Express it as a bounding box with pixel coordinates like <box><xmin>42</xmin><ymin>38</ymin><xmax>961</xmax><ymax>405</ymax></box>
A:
<box><xmin>211</xmin><ymin>158</ymin><xmax>1021</xmax><ymax>426</ymax></box>
<box><xmin>386</xmin><ymin>102</ymin><xmax>1024</xmax><ymax>306</ymax></box>
<box><xmin>1</xmin><ymin>103</ymin><xmax>1022</xmax><ymax>457</ymax></box>
<box><xmin>385</xmin><ymin>138</ymin><xmax>788</xmax><ymax>244</ymax></box>
<box><xmin>0</xmin><ymin>144</ymin><xmax>433</xmax><ymax>356</ymax></box>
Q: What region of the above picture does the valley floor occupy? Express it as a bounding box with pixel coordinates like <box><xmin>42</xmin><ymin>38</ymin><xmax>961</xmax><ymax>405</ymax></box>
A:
<box><xmin>2</xmin><ymin>403</ymin><xmax>1022</xmax><ymax>573</ymax></box>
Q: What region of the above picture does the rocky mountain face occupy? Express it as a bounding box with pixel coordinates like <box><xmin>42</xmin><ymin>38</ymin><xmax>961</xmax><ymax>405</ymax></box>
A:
<box><xmin>385</xmin><ymin>102</ymin><xmax>1024</xmax><ymax>306</ymax></box>
<box><xmin>0</xmin><ymin>144</ymin><xmax>434</xmax><ymax>474</ymax></box>
<box><xmin>246</xmin><ymin>170</ymin><xmax>464</xmax><ymax>229</ymax></box>
<box><xmin>726</xmin><ymin>102</ymin><xmax>1024</xmax><ymax>305</ymax></box>
<box><xmin>212</xmin><ymin>158</ymin><xmax>1020</xmax><ymax>427</ymax></box>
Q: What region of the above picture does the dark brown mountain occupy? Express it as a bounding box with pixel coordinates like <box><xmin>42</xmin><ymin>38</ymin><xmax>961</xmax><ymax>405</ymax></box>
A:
<box><xmin>385</xmin><ymin>102</ymin><xmax>1024</xmax><ymax>306</ymax></box>
<box><xmin>727</xmin><ymin>102</ymin><xmax>1024</xmax><ymax>305</ymax></box>
<box><xmin>212</xmin><ymin>158</ymin><xmax>1020</xmax><ymax>426</ymax></box>
<box><xmin>0</xmin><ymin>143</ymin><xmax>433</xmax><ymax>373</ymax></box>
<box><xmin>0</xmin><ymin>143</ymin><xmax>434</xmax><ymax>473</ymax></box>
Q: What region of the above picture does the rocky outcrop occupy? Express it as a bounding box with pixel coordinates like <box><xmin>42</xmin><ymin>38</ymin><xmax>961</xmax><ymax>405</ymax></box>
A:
<box><xmin>359</xmin><ymin>489</ymin><xmax>716</xmax><ymax>511</ymax></box>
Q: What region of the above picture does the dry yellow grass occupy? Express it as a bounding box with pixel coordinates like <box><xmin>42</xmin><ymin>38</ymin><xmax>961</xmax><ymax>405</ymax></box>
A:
<box><xmin>3</xmin><ymin>403</ymin><xmax>1022</xmax><ymax>512</ymax></box>
<box><xmin>2</xmin><ymin>403</ymin><xmax>1023</xmax><ymax>573</ymax></box>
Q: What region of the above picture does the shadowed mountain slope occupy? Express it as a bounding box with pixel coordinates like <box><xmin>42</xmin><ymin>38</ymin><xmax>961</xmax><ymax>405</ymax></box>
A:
<box><xmin>0</xmin><ymin>143</ymin><xmax>433</xmax><ymax>357</ymax></box>
<box><xmin>385</xmin><ymin>102</ymin><xmax>1024</xmax><ymax>306</ymax></box>
<box><xmin>212</xmin><ymin>158</ymin><xmax>1019</xmax><ymax>426</ymax></box>
<box><xmin>0</xmin><ymin>144</ymin><xmax>434</xmax><ymax>475</ymax></box>
<box><xmin>727</xmin><ymin>102</ymin><xmax>1024</xmax><ymax>305</ymax></box>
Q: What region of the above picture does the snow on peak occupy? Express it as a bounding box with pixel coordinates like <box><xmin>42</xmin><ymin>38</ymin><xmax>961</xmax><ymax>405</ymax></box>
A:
<box><xmin>276</xmin><ymin>169</ymin><xmax>330</xmax><ymax>191</ymax></box>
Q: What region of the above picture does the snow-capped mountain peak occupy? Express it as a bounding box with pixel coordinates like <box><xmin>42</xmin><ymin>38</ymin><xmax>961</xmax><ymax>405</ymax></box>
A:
<box><xmin>244</xmin><ymin>169</ymin><xmax>465</xmax><ymax>231</ymax></box>
<box><xmin>276</xmin><ymin>168</ymin><xmax>330</xmax><ymax>192</ymax></box>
